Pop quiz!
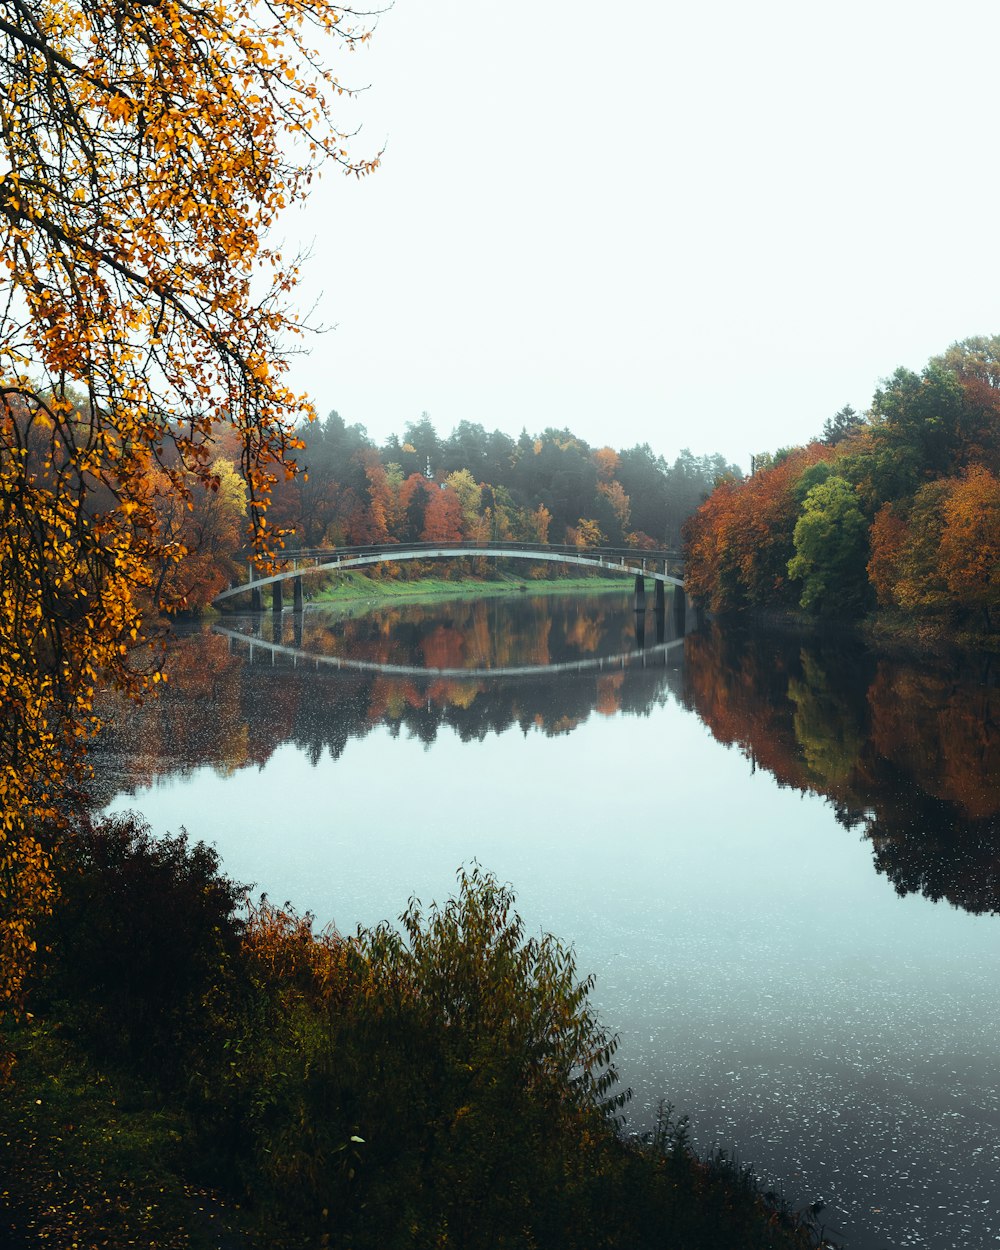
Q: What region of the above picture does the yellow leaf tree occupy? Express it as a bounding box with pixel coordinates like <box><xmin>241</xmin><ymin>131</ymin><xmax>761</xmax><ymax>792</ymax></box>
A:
<box><xmin>0</xmin><ymin>0</ymin><xmax>378</xmax><ymax>1032</ymax></box>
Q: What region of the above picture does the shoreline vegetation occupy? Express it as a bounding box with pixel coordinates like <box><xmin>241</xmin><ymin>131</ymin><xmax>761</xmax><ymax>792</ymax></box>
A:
<box><xmin>2</xmin><ymin>817</ymin><xmax>837</xmax><ymax>1250</ymax></box>
<box><xmin>707</xmin><ymin>601</ymin><xmax>1000</xmax><ymax>660</ymax></box>
<box><xmin>704</xmin><ymin>602</ymin><xmax>1000</xmax><ymax>658</ymax></box>
<box><xmin>304</xmin><ymin>568</ymin><xmax>639</xmax><ymax>607</ymax></box>
<box><xmin>684</xmin><ymin>337</ymin><xmax>1000</xmax><ymax>650</ymax></box>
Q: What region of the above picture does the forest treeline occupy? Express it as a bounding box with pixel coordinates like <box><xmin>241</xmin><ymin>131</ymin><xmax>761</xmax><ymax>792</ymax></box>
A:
<box><xmin>156</xmin><ymin>411</ymin><xmax>739</xmax><ymax>609</ymax></box>
<box><xmin>278</xmin><ymin>416</ymin><xmax>739</xmax><ymax>553</ymax></box>
<box><xmin>684</xmin><ymin>336</ymin><xmax>1000</xmax><ymax>633</ymax></box>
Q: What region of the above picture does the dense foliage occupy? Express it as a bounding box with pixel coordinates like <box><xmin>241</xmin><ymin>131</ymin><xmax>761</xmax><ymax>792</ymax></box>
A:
<box><xmin>684</xmin><ymin>337</ymin><xmax>1000</xmax><ymax>633</ymax></box>
<box><xmin>4</xmin><ymin>816</ymin><xmax>830</xmax><ymax>1249</ymax></box>
<box><xmin>0</xmin><ymin>0</ymin><xmax>378</xmax><ymax>1027</ymax></box>
<box><xmin>250</xmin><ymin>414</ymin><xmax>737</xmax><ymax>605</ymax></box>
<box><xmin>119</xmin><ymin>412</ymin><xmax>737</xmax><ymax>613</ymax></box>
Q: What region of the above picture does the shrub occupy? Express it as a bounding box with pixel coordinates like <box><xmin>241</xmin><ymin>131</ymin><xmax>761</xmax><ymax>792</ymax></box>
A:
<box><xmin>225</xmin><ymin>867</ymin><xmax>627</xmax><ymax>1247</ymax></box>
<box><xmin>36</xmin><ymin>812</ymin><xmax>246</xmax><ymax>1088</ymax></box>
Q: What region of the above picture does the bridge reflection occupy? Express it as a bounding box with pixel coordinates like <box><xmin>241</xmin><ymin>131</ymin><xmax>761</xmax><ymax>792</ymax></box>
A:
<box><xmin>214</xmin><ymin>622</ymin><xmax>686</xmax><ymax>678</ymax></box>
<box><xmin>85</xmin><ymin>593</ymin><xmax>691</xmax><ymax>812</ymax></box>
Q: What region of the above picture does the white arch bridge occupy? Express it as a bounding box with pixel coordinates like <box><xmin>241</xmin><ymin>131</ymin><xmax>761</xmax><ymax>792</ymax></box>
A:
<box><xmin>213</xmin><ymin>540</ymin><xmax>686</xmax><ymax>614</ymax></box>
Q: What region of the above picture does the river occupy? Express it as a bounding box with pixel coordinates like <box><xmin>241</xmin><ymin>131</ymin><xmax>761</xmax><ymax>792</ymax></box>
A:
<box><xmin>89</xmin><ymin>589</ymin><xmax>1000</xmax><ymax>1250</ymax></box>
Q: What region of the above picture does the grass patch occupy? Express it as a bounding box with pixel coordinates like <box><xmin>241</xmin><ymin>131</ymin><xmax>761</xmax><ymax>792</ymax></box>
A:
<box><xmin>305</xmin><ymin>569</ymin><xmax>634</xmax><ymax>606</ymax></box>
<box><xmin>0</xmin><ymin>1023</ymin><xmax>252</xmax><ymax>1249</ymax></box>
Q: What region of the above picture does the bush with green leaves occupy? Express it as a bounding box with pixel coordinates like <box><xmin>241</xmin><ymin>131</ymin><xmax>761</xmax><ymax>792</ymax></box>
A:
<box><xmin>227</xmin><ymin>867</ymin><xmax>630</xmax><ymax>1247</ymax></box>
<box><xmin>35</xmin><ymin>811</ymin><xmax>245</xmax><ymax>1088</ymax></box>
<box><xmin>26</xmin><ymin>827</ymin><xmax>832</xmax><ymax>1249</ymax></box>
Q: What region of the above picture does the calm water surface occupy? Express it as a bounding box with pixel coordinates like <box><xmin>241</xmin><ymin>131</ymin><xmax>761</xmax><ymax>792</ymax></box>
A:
<box><xmin>91</xmin><ymin>593</ymin><xmax>1000</xmax><ymax>1250</ymax></box>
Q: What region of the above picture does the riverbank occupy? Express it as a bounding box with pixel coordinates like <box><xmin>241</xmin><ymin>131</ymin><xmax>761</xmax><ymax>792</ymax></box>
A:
<box><xmin>701</xmin><ymin>603</ymin><xmax>1000</xmax><ymax>659</ymax></box>
<box><xmin>207</xmin><ymin>569</ymin><xmax>638</xmax><ymax>618</ymax></box>
<box><xmin>3</xmin><ymin>817</ymin><xmax>834</xmax><ymax>1250</ymax></box>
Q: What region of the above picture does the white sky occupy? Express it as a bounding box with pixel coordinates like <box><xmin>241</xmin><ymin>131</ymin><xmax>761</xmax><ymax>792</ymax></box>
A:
<box><xmin>281</xmin><ymin>0</ymin><xmax>1000</xmax><ymax>471</ymax></box>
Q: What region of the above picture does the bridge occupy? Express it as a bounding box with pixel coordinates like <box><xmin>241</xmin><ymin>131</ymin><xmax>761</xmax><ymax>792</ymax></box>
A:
<box><xmin>213</xmin><ymin>540</ymin><xmax>686</xmax><ymax>615</ymax></box>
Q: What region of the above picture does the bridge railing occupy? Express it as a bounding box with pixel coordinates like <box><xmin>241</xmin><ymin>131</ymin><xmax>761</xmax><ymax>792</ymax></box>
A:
<box><xmin>219</xmin><ymin>540</ymin><xmax>686</xmax><ymax>605</ymax></box>
<box><xmin>267</xmin><ymin>540</ymin><xmax>684</xmax><ymax>564</ymax></box>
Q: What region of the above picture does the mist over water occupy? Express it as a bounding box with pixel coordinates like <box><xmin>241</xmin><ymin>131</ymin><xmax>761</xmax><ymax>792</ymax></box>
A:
<box><xmin>92</xmin><ymin>594</ymin><xmax>1000</xmax><ymax>1250</ymax></box>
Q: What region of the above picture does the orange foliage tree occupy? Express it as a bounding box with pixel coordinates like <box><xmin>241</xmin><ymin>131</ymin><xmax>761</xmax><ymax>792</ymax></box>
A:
<box><xmin>597</xmin><ymin>479</ymin><xmax>631</xmax><ymax>533</ymax></box>
<box><xmin>592</xmin><ymin>446</ymin><xmax>620</xmax><ymax>482</ymax></box>
<box><xmin>874</xmin><ymin>481</ymin><xmax>950</xmax><ymax>617</ymax></box>
<box><xmin>157</xmin><ymin>456</ymin><xmax>250</xmax><ymax>611</ymax></box>
<box><xmin>682</xmin><ymin>476</ymin><xmax>743</xmax><ymax>612</ymax></box>
<box><xmin>0</xmin><ymin>0</ymin><xmax>378</xmax><ymax>1022</ymax></box>
<box><xmin>867</xmin><ymin>503</ymin><xmax>909</xmax><ymax>608</ymax></box>
<box><xmin>684</xmin><ymin>445</ymin><xmax>834</xmax><ymax>612</ymax></box>
<box><xmin>937</xmin><ymin>466</ymin><xmax>1000</xmax><ymax>627</ymax></box>
<box><xmin>422</xmin><ymin>484</ymin><xmax>465</xmax><ymax>543</ymax></box>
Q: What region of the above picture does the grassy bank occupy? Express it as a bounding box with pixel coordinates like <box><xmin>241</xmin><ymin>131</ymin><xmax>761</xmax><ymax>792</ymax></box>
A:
<box><xmin>303</xmin><ymin>568</ymin><xmax>635</xmax><ymax>607</ymax></box>
<box><xmin>0</xmin><ymin>1024</ymin><xmax>254</xmax><ymax>1249</ymax></box>
<box><xmin>2</xmin><ymin>815</ymin><xmax>835</xmax><ymax>1250</ymax></box>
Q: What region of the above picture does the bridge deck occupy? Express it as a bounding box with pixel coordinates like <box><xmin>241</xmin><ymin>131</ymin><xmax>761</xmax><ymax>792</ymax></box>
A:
<box><xmin>214</xmin><ymin>540</ymin><xmax>685</xmax><ymax>604</ymax></box>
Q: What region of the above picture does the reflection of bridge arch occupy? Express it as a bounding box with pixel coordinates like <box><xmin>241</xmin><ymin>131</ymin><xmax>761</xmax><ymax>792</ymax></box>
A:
<box><xmin>213</xmin><ymin>624</ymin><xmax>686</xmax><ymax>678</ymax></box>
<box><xmin>212</xmin><ymin>541</ymin><xmax>685</xmax><ymax>609</ymax></box>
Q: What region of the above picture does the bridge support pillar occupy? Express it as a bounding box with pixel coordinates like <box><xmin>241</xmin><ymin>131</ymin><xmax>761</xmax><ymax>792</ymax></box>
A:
<box><xmin>653</xmin><ymin>578</ymin><xmax>666</xmax><ymax>642</ymax></box>
<box><xmin>272</xmin><ymin>580</ymin><xmax>283</xmax><ymax>614</ymax></box>
<box><xmin>250</xmin><ymin>586</ymin><xmax>263</xmax><ymax>613</ymax></box>
<box><xmin>293</xmin><ymin>575</ymin><xmax>304</xmax><ymax>613</ymax></box>
<box><xmin>634</xmin><ymin>573</ymin><xmax>646</xmax><ymax>612</ymax></box>
<box><xmin>673</xmin><ymin>586</ymin><xmax>687</xmax><ymax>634</ymax></box>
<box><xmin>247</xmin><ymin>613</ymin><xmax>262</xmax><ymax>663</ymax></box>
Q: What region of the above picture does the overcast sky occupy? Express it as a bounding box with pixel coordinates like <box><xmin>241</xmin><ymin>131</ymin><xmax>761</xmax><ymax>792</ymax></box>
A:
<box><xmin>282</xmin><ymin>0</ymin><xmax>1000</xmax><ymax>470</ymax></box>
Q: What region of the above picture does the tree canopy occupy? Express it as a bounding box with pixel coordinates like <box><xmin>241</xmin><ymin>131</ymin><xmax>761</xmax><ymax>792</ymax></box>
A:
<box><xmin>685</xmin><ymin>336</ymin><xmax>1000</xmax><ymax>631</ymax></box>
<box><xmin>0</xmin><ymin>0</ymin><xmax>378</xmax><ymax>1023</ymax></box>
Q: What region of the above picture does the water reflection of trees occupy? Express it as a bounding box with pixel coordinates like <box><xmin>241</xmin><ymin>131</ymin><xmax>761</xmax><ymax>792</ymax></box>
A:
<box><xmin>91</xmin><ymin>600</ymin><xmax>999</xmax><ymax>914</ymax></box>
<box><xmin>88</xmin><ymin>595</ymin><xmax>682</xmax><ymax>807</ymax></box>
<box><xmin>680</xmin><ymin>625</ymin><xmax>1000</xmax><ymax>916</ymax></box>
<box><xmin>292</xmin><ymin>594</ymin><xmax>647</xmax><ymax>670</ymax></box>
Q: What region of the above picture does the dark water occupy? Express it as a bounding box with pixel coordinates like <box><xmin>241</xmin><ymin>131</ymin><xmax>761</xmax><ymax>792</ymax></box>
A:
<box><xmin>91</xmin><ymin>593</ymin><xmax>1000</xmax><ymax>1250</ymax></box>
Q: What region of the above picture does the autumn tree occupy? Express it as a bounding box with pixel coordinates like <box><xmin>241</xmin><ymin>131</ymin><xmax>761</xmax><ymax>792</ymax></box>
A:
<box><xmin>358</xmin><ymin>449</ymin><xmax>393</xmax><ymax>544</ymax></box>
<box><xmin>682</xmin><ymin>476</ymin><xmax>744</xmax><ymax>613</ymax></box>
<box><xmin>444</xmin><ymin>467</ymin><xmax>485</xmax><ymax>534</ymax></box>
<box><xmin>937</xmin><ymin>466</ymin><xmax>1000</xmax><ymax>627</ymax></box>
<box><xmin>931</xmin><ymin>337</ymin><xmax>1000</xmax><ymax>469</ymax></box>
<box><xmin>592</xmin><ymin>446</ymin><xmax>620</xmax><ymax>482</ymax></box>
<box><xmin>569</xmin><ymin>517</ymin><xmax>605</xmax><ymax>548</ymax></box>
<box><xmin>597</xmin><ymin>478</ymin><xmax>631</xmax><ymax>535</ymax></box>
<box><xmin>885</xmin><ymin>481</ymin><xmax>951</xmax><ymax>616</ymax></box>
<box><xmin>422</xmin><ymin>483</ymin><xmax>465</xmax><ymax>544</ymax></box>
<box><xmin>0</xmin><ymin>0</ymin><xmax>378</xmax><ymax>1021</ymax></box>
<box><xmin>867</xmin><ymin>503</ymin><xmax>909</xmax><ymax>608</ymax></box>
<box><xmin>398</xmin><ymin>473</ymin><xmax>433</xmax><ymax>542</ymax></box>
